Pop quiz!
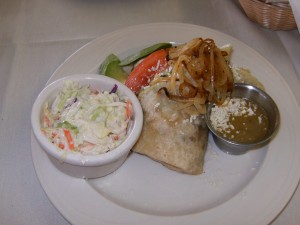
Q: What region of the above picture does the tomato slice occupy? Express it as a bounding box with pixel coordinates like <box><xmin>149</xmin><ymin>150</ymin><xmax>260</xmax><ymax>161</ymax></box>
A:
<box><xmin>125</xmin><ymin>49</ymin><xmax>168</xmax><ymax>94</ymax></box>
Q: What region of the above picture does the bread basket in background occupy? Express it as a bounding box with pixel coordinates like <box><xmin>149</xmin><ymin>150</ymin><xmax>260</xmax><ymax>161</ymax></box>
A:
<box><xmin>239</xmin><ymin>0</ymin><xmax>297</xmax><ymax>30</ymax></box>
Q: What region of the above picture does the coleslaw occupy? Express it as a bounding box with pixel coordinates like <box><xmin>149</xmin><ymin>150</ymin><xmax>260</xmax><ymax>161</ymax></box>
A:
<box><xmin>41</xmin><ymin>80</ymin><xmax>132</xmax><ymax>155</ymax></box>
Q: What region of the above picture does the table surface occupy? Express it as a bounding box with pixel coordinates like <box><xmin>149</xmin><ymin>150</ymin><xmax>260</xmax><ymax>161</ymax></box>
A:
<box><xmin>1</xmin><ymin>0</ymin><xmax>300</xmax><ymax>224</ymax></box>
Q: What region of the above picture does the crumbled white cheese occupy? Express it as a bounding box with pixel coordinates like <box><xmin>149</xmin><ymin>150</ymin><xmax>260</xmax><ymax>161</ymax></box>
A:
<box><xmin>258</xmin><ymin>115</ymin><xmax>262</xmax><ymax>124</ymax></box>
<box><xmin>147</xmin><ymin>59</ymin><xmax>161</xmax><ymax>73</ymax></box>
<box><xmin>210</xmin><ymin>97</ymin><xmax>257</xmax><ymax>134</ymax></box>
<box><xmin>154</xmin><ymin>102</ymin><xmax>160</xmax><ymax>109</ymax></box>
<box><xmin>183</xmin><ymin>119</ymin><xmax>189</xmax><ymax>125</ymax></box>
<box><xmin>189</xmin><ymin>115</ymin><xmax>198</xmax><ymax>123</ymax></box>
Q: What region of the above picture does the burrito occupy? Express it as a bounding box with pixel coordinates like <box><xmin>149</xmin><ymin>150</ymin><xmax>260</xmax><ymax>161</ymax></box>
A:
<box><xmin>132</xmin><ymin>83</ymin><xmax>208</xmax><ymax>175</ymax></box>
<box><xmin>129</xmin><ymin>38</ymin><xmax>234</xmax><ymax>175</ymax></box>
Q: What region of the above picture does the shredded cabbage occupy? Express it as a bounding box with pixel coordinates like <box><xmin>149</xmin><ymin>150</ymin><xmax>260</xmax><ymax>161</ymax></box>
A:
<box><xmin>41</xmin><ymin>80</ymin><xmax>132</xmax><ymax>155</ymax></box>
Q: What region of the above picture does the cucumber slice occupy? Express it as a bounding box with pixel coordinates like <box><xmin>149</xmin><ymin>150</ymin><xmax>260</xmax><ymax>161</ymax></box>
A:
<box><xmin>119</xmin><ymin>42</ymin><xmax>172</xmax><ymax>66</ymax></box>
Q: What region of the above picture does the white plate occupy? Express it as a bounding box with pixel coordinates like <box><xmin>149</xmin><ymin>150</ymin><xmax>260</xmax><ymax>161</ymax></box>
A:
<box><xmin>31</xmin><ymin>23</ymin><xmax>300</xmax><ymax>225</ymax></box>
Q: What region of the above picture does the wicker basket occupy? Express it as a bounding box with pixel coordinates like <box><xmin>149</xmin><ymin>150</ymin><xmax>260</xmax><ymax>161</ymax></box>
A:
<box><xmin>239</xmin><ymin>0</ymin><xmax>297</xmax><ymax>30</ymax></box>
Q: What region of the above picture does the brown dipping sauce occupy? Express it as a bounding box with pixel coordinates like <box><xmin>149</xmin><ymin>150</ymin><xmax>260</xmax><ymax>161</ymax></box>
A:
<box><xmin>210</xmin><ymin>97</ymin><xmax>269</xmax><ymax>144</ymax></box>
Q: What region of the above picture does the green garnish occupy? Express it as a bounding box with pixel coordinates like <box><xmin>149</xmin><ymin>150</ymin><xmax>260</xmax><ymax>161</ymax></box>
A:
<box><xmin>99</xmin><ymin>54</ymin><xmax>128</xmax><ymax>83</ymax></box>
<box><xmin>119</xmin><ymin>42</ymin><xmax>172</xmax><ymax>66</ymax></box>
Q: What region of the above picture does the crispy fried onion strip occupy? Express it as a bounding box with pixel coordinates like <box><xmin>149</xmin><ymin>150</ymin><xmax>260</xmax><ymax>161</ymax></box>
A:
<box><xmin>151</xmin><ymin>38</ymin><xmax>233</xmax><ymax>114</ymax></box>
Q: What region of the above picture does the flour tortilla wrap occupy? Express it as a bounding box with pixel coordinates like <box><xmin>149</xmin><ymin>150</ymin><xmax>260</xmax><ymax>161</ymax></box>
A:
<box><xmin>132</xmin><ymin>83</ymin><xmax>208</xmax><ymax>175</ymax></box>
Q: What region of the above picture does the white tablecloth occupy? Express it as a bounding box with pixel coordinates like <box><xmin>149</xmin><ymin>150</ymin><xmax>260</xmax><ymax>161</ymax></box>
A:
<box><xmin>1</xmin><ymin>0</ymin><xmax>299</xmax><ymax>224</ymax></box>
